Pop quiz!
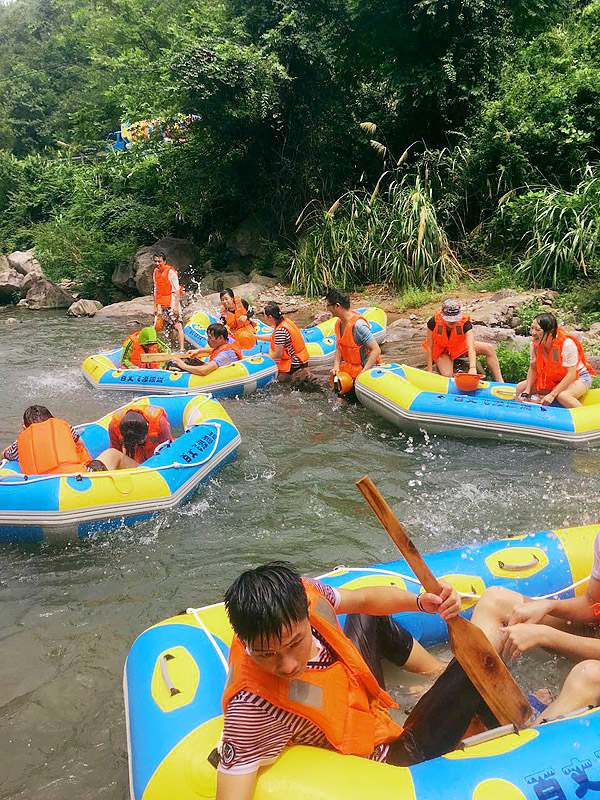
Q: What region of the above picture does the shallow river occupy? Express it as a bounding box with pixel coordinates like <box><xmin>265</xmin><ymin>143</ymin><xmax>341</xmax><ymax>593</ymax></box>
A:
<box><xmin>2</xmin><ymin>309</ymin><xmax>600</xmax><ymax>799</ymax></box>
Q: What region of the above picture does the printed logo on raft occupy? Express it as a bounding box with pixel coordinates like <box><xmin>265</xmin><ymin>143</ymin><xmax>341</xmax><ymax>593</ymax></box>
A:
<box><xmin>119</xmin><ymin>374</ymin><xmax>170</xmax><ymax>384</ymax></box>
<box><xmin>180</xmin><ymin>430</ymin><xmax>217</xmax><ymax>463</ymax></box>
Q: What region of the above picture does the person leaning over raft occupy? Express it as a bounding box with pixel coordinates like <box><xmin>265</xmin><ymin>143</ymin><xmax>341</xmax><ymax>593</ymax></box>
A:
<box><xmin>325</xmin><ymin>287</ymin><xmax>381</xmax><ymax>388</ymax></box>
<box><xmin>153</xmin><ymin>250</ymin><xmax>185</xmax><ymax>351</ymax></box>
<box><xmin>120</xmin><ymin>326</ymin><xmax>170</xmax><ymax>370</ymax></box>
<box><xmin>214</xmin><ymin>561</ymin><xmax>502</xmax><ymax>800</ymax></box>
<box><xmin>219</xmin><ymin>288</ymin><xmax>257</xmax><ymax>350</ymax></box>
<box><xmin>423</xmin><ymin>299</ymin><xmax>504</xmax><ymax>382</ymax></box>
<box><xmin>515</xmin><ymin>312</ymin><xmax>596</xmax><ymax>408</ymax></box>
<box><xmin>108</xmin><ymin>404</ymin><xmax>172</xmax><ymax>465</ymax></box>
<box><xmin>256</xmin><ymin>302</ymin><xmax>310</xmax><ymax>380</ymax></box>
<box><xmin>2</xmin><ymin>405</ymin><xmax>129</xmax><ymax>473</ymax></box>
<box><xmin>169</xmin><ymin>323</ymin><xmax>242</xmax><ymax>377</ymax></box>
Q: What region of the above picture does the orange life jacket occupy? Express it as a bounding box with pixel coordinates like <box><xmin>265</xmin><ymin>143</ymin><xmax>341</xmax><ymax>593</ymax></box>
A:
<box><xmin>422</xmin><ymin>310</ymin><xmax>471</xmax><ymax>361</ymax></box>
<box><xmin>153</xmin><ymin>264</ymin><xmax>183</xmax><ymax>309</ymax></box>
<box><xmin>221</xmin><ymin>298</ymin><xmax>257</xmax><ymax>348</ymax></box>
<box><xmin>122</xmin><ymin>330</ymin><xmax>159</xmax><ymax>370</ymax></box>
<box><xmin>17</xmin><ymin>418</ymin><xmax>91</xmax><ymax>475</ymax></box>
<box><xmin>335</xmin><ymin>313</ymin><xmax>381</xmax><ymax>380</ymax></box>
<box><xmin>208</xmin><ymin>341</ymin><xmax>243</xmax><ymax>363</ymax></box>
<box><xmin>534</xmin><ymin>327</ymin><xmax>597</xmax><ymax>393</ymax></box>
<box><xmin>110</xmin><ymin>404</ymin><xmax>170</xmax><ymax>462</ymax></box>
<box><xmin>270</xmin><ymin>318</ymin><xmax>310</xmax><ymax>374</ymax></box>
<box><xmin>222</xmin><ymin>581</ymin><xmax>403</xmax><ymax>757</ymax></box>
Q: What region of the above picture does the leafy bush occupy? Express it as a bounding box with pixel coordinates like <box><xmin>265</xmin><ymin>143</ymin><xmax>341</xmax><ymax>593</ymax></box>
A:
<box><xmin>496</xmin><ymin>342</ymin><xmax>531</xmax><ymax>384</ymax></box>
<box><xmin>291</xmin><ymin>172</ymin><xmax>462</xmax><ymax>296</ymax></box>
<box><xmin>513</xmin><ymin>298</ymin><xmax>546</xmax><ymax>333</ymax></box>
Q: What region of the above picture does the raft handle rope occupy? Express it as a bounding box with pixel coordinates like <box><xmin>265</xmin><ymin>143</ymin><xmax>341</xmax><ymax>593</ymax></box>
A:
<box><xmin>497</xmin><ymin>555</ymin><xmax>539</xmax><ymax>572</ymax></box>
<box><xmin>0</xmin><ymin>423</ymin><xmax>223</xmax><ymax>486</ymax></box>
<box><xmin>186</xmin><ymin>607</ymin><xmax>229</xmax><ymax>673</ymax></box>
<box><xmin>159</xmin><ymin>653</ymin><xmax>182</xmax><ymax>697</ymax></box>
<box><xmin>322</xmin><ymin>565</ymin><xmax>591</xmax><ymax>602</ymax></box>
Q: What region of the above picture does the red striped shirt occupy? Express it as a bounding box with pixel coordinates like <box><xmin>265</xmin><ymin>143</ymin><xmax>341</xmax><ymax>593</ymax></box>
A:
<box><xmin>218</xmin><ymin>580</ymin><xmax>389</xmax><ymax>774</ymax></box>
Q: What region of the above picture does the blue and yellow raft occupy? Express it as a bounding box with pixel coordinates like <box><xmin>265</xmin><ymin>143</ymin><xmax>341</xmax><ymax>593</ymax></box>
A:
<box><xmin>125</xmin><ymin>524</ymin><xmax>598</xmax><ymax>800</ymax></box>
<box><xmin>355</xmin><ymin>363</ymin><xmax>600</xmax><ymax>446</ymax></box>
<box><xmin>184</xmin><ymin>307</ymin><xmax>388</xmax><ymax>365</ymax></box>
<box><xmin>81</xmin><ymin>337</ymin><xmax>277</xmax><ymax>397</ymax></box>
<box><xmin>0</xmin><ymin>393</ymin><xmax>240</xmax><ymax>544</ymax></box>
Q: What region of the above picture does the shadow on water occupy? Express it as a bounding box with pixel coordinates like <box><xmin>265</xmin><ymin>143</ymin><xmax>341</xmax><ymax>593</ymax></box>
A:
<box><xmin>1</xmin><ymin>310</ymin><xmax>599</xmax><ymax>798</ymax></box>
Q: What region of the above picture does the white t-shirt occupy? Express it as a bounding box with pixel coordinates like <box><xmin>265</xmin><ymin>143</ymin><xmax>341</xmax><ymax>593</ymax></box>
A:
<box><xmin>530</xmin><ymin>339</ymin><xmax>585</xmax><ymax>373</ymax></box>
<box><xmin>592</xmin><ymin>530</ymin><xmax>600</xmax><ymax>580</ymax></box>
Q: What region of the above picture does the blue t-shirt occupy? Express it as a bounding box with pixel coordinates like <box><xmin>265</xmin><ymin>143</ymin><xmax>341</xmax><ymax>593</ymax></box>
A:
<box><xmin>212</xmin><ymin>348</ymin><xmax>239</xmax><ymax>368</ymax></box>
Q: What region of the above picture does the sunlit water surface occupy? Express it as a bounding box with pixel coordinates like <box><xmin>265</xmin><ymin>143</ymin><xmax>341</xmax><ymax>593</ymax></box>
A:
<box><xmin>1</xmin><ymin>309</ymin><xmax>599</xmax><ymax>798</ymax></box>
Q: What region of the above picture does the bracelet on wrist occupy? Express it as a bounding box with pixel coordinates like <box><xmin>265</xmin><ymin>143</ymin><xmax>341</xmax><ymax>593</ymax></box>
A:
<box><xmin>416</xmin><ymin>594</ymin><xmax>426</xmax><ymax>613</ymax></box>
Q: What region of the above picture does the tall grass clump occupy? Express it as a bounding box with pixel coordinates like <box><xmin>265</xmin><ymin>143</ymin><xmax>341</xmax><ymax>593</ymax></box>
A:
<box><xmin>493</xmin><ymin>167</ymin><xmax>600</xmax><ymax>288</ymax></box>
<box><xmin>291</xmin><ymin>172</ymin><xmax>462</xmax><ymax>296</ymax></box>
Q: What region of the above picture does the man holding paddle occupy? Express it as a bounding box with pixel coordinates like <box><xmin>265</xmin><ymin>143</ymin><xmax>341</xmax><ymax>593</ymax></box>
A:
<box><xmin>168</xmin><ymin>323</ymin><xmax>242</xmax><ymax>377</ymax></box>
<box><xmin>214</xmin><ymin>561</ymin><xmax>499</xmax><ymax>800</ymax></box>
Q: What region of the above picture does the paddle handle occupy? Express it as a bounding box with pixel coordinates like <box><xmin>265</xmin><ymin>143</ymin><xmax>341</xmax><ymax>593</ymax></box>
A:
<box><xmin>356</xmin><ymin>476</ymin><xmax>442</xmax><ymax>596</ymax></box>
<box><xmin>140</xmin><ymin>352</ymin><xmax>188</xmax><ymax>363</ymax></box>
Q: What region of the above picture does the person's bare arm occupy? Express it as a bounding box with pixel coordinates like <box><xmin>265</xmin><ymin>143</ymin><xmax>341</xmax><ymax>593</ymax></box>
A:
<box><xmin>271</xmin><ymin>343</ymin><xmax>284</xmax><ymax>361</ymax></box>
<box><xmin>466</xmin><ymin>329</ymin><xmax>477</xmax><ymax>374</ymax></box>
<box><xmin>337</xmin><ymin>581</ymin><xmax>461</xmax><ymax>620</ymax></box>
<box><xmin>425</xmin><ymin>328</ymin><xmax>434</xmax><ymax>372</ymax></box>
<box><xmin>216</xmin><ymin>769</ymin><xmax>258</xmax><ymax>800</ymax></box>
<box><xmin>516</xmin><ymin>363</ymin><xmax>537</xmax><ymax>400</ymax></box>
<box><xmin>360</xmin><ymin>339</ymin><xmax>381</xmax><ymax>373</ymax></box>
<box><xmin>508</xmin><ymin>577</ymin><xmax>600</xmax><ymax>626</ymax></box>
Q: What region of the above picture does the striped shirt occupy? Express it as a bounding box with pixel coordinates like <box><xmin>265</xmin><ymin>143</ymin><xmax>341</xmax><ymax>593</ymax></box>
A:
<box><xmin>218</xmin><ymin>580</ymin><xmax>389</xmax><ymax>775</ymax></box>
<box><xmin>4</xmin><ymin>426</ymin><xmax>80</xmax><ymax>462</ymax></box>
<box><xmin>273</xmin><ymin>326</ymin><xmax>305</xmax><ymax>369</ymax></box>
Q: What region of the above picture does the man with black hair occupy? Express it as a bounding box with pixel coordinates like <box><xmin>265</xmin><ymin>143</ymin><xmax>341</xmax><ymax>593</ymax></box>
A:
<box><xmin>153</xmin><ymin>251</ymin><xmax>185</xmax><ymax>351</ymax></box>
<box><xmin>216</xmin><ymin>561</ymin><xmax>494</xmax><ymax>800</ymax></box>
<box><xmin>325</xmin><ymin>288</ymin><xmax>381</xmax><ymax>390</ymax></box>
<box><xmin>170</xmin><ymin>323</ymin><xmax>242</xmax><ymax>377</ymax></box>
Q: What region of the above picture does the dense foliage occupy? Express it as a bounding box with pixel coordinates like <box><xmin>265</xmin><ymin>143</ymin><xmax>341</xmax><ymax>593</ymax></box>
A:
<box><xmin>1</xmin><ymin>0</ymin><xmax>598</xmax><ymax>296</ymax></box>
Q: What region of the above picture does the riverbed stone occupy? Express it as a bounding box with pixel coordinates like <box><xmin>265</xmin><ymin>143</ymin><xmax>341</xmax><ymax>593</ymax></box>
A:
<box><xmin>7</xmin><ymin>249</ymin><xmax>43</xmax><ymax>277</ymax></box>
<box><xmin>68</xmin><ymin>299</ymin><xmax>103</xmax><ymax>317</ymax></box>
<box><xmin>0</xmin><ymin>268</ymin><xmax>25</xmax><ymax>302</ymax></box>
<box><xmin>17</xmin><ymin>277</ymin><xmax>74</xmax><ymax>309</ymax></box>
<box><xmin>94</xmin><ymin>295</ymin><xmax>155</xmax><ymax>319</ymax></box>
<box><xmin>198</xmin><ymin>271</ymin><xmax>248</xmax><ymax>293</ymax></box>
<box><xmin>112</xmin><ymin>237</ymin><xmax>202</xmax><ymax>295</ymax></box>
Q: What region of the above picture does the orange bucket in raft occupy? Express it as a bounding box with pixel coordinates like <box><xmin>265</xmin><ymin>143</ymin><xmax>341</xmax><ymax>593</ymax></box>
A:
<box><xmin>453</xmin><ymin>372</ymin><xmax>481</xmax><ymax>392</ymax></box>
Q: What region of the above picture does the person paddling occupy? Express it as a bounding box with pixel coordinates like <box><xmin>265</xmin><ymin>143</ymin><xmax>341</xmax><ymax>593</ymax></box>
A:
<box><xmin>516</xmin><ymin>312</ymin><xmax>596</xmax><ymax>407</ymax></box>
<box><xmin>422</xmin><ymin>299</ymin><xmax>503</xmax><ymax>382</ymax></box>
<box><xmin>120</xmin><ymin>326</ymin><xmax>170</xmax><ymax>370</ymax></box>
<box><xmin>169</xmin><ymin>323</ymin><xmax>242</xmax><ymax>377</ymax></box>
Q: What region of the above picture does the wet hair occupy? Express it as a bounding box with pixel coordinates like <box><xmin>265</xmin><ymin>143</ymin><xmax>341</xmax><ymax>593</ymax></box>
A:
<box><xmin>23</xmin><ymin>405</ymin><xmax>53</xmax><ymax>427</ymax></box>
<box><xmin>154</xmin><ymin>250</ymin><xmax>166</xmax><ymax>260</ymax></box>
<box><xmin>87</xmin><ymin>459</ymin><xmax>108</xmax><ymax>472</ymax></box>
<box><xmin>119</xmin><ymin>411</ymin><xmax>149</xmax><ymax>459</ymax></box>
<box><xmin>219</xmin><ymin>288</ymin><xmax>235</xmax><ymax>300</ymax></box>
<box><xmin>225</xmin><ymin>561</ymin><xmax>309</xmax><ymax>645</ymax></box>
<box><xmin>325</xmin><ymin>288</ymin><xmax>350</xmax><ymax>309</ymax></box>
<box><xmin>534</xmin><ymin>313</ymin><xmax>558</xmax><ymax>342</ymax></box>
<box><xmin>207</xmin><ymin>322</ymin><xmax>229</xmax><ymax>341</ymax></box>
<box><xmin>263</xmin><ymin>302</ymin><xmax>284</xmax><ymax>324</ymax></box>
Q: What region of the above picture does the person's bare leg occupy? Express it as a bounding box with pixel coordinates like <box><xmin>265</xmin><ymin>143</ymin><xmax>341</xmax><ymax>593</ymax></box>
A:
<box><xmin>96</xmin><ymin>448</ymin><xmax>139</xmax><ymax>470</ymax></box>
<box><xmin>556</xmin><ymin>380</ymin><xmax>588</xmax><ymax>408</ymax></box>
<box><xmin>469</xmin><ymin>586</ymin><xmax>525</xmax><ymax>649</ymax></box>
<box><xmin>402</xmin><ymin>638</ymin><xmax>446</xmax><ymax>675</ymax></box>
<box><xmin>435</xmin><ymin>353</ymin><xmax>454</xmax><ymax>377</ymax></box>
<box><xmin>536</xmin><ymin>660</ymin><xmax>600</xmax><ymax>722</ymax></box>
<box><xmin>475</xmin><ymin>341</ymin><xmax>504</xmax><ymax>382</ymax></box>
<box><xmin>175</xmin><ymin>321</ymin><xmax>185</xmax><ymax>351</ymax></box>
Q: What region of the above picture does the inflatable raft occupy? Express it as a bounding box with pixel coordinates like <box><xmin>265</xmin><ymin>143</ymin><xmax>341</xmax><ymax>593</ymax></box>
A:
<box><xmin>355</xmin><ymin>363</ymin><xmax>600</xmax><ymax>446</ymax></box>
<box><xmin>0</xmin><ymin>394</ymin><xmax>240</xmax><ymax>544</ymax></box>
<box><xmin>184</xmin><ymin>307</ymin><xmax>388</xmax><ymax>365</ymax></box>
<box><xmin>124</xmin><ymin>524</ymin><xmax>598</xmax><ymax>800</ymax></box>
<box><xmin>81</xmin><ymin>346</ymin><xmax>277</xmax><ymax>397</ymax></box>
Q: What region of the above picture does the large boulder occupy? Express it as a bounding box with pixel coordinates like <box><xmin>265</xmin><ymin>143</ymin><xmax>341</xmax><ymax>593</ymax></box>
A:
<box><xmin>0</xmin><ymin>268</ymin><xmax>25</xmax><ymax>303</ymax></box>
<box><xmin>112</xmin><ymin>237</ymin><xmax>201</xmax><ymax>295</ymax></box>
<box><xmin>7</xmin><ymin>249</ymin><xmax>43</xmax><ymax>277</ymax></box>
<box><xmin>17</xmin><ymin>277</ymin><xmax>73</xmax><ymax>309</ymax></box>
<box><xmin>94</xmin><ymin>295</ymin><xmax>155</xmax><ymax>319</ymax></box>
<box><xmin>68</xmin><ymin>299</ymin><xmax>103</xmax><ymax>317</ymax></box>
<box><xmin>226</xmin><ymin>215</ymin><xmax>267</xmax><ymax>259</ymax></box>
<box><xmin>198</xmin><ymin>271</ymin><xmax>248</xmax><ymax>293</ymax></box>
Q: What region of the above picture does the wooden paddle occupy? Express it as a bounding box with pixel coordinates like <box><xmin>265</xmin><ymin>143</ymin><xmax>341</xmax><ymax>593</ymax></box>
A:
<box><xmin>355</xmin><ymin>475</ymin><xmax>534</xmax><ymax>729</ymax></box>
<box><xmin>140</xmin><ymin>352</ymin><xmax>191</xmax><ymax>363</ymax></box>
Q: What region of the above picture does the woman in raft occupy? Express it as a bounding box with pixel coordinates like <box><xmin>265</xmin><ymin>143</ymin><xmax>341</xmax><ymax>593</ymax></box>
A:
<box><xmin>423</xmin><ymin>299</ymin><xmax>503</xmax><ymax>382</ymax></box>
<box><xmin>516</xmin><ymin>312</ymin><xmax>596</xmax><ymax>407</ymax></box>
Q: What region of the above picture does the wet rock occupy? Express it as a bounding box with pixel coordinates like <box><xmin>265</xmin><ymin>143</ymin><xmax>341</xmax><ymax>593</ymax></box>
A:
<box><xmin>7</xmin><ymin>249</ymin><xmax>43</xmax><ymax>277</ymax></box>
<box><xmin>588</xmin><ymin>322</ymin><xmax>600</xmax><ymax>337</ymax></box>
<box><xmin>112</xmin><ymin>237</ymin><xmax>201</xmax><ymax>295</ymax></box>
<box><xmin>17</xmin><ymin>277</ymin><xmax>74</xmax><ymax>309</ymax></box>
<box><xmin>68</xmin><ymin>299</ymin><xmax>104</xmax><ymax>317</ymax></box>
<box><xmin>95</xmin><ymin>295</ymin><xmax>154</xmax><ymax>319</ymax></box>
<box><xmin>0</xmin><ymin>254</ymin><xmax>8</xmax><ymax>270</ymax></box>
<box><xmin>248</xmin><ymin>269</ymin><xmax>279</xmax><ymax>288</ymax></box>
<box><xmin>471</xmin><ymin>325</ymin><xmax>517</xmax><ymax>343</ymax></box>
<box><xmin>0</xmin><ymin>268</ymin><xmax>25</xmax><ymax>302</ymax></box>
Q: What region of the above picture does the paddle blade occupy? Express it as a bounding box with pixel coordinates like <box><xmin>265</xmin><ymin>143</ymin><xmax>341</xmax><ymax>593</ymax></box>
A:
<box><xmin>448</xmin><ymin>615</ymin><xmax>534</xmax><ymax>729</ymax></box>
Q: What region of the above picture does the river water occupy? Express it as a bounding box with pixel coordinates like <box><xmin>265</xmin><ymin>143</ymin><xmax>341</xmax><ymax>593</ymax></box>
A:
<box><xmin>2</xmin><ymin>309</ymin><xmax>600</xmax><ymax>799</ymax></box>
